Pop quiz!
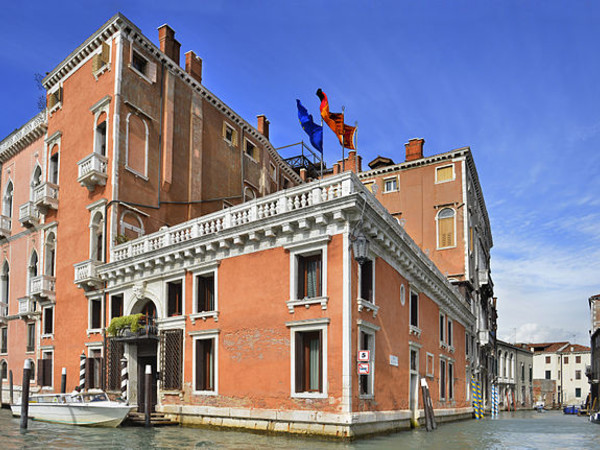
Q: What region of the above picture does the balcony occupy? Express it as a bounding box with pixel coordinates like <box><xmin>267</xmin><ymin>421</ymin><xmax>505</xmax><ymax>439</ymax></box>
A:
<box><xmin>0</xmin><ymin>302</ymin><xmax>7</xmax><ymax>324</ymax></box>
<box><xmin>0</xmin><ymin>214</ymin><xmax>11</xmax><ymax>238</ymax></box>
<box><xmin>30</xmin><ymin>275</ymin><xmax>56</xmax><ymax>304</ymax></box>
<box><xmin>77</xmin><ymin>152</ymin><xmax>108</xmax><ymax>191</ymax></box>
<box><xmin>33</xmin><ymin>182</ymin><xmax>59</xmax><ymax>214</ymax></box>
<box><xmin>74</xmin><ymin>259</ymin><xmax>104</xmax><ymax>291</ymax></box>
<box><xmin>19</xmin><ymin>202</ymin><xmax>40</xmax><ymax>228</ymax></box>
<box><xmin>109</xmin><ymin>314</ymin><xmax>158</xmax><ymax>342</ymax></box>
<box><xmin>478</xmin><ymin>329</ymin><xmax>490</xmax><ymax>346</ymax></box>
<box><xmin>18</xmin><ymin>296</ymin><xmax>37</xmax><ymax>319</ymax></box>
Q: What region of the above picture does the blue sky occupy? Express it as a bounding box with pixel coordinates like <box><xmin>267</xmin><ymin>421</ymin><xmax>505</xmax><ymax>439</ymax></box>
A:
<box><xmin>1</xmin><ymin>1</ymin><xmax>598</xmax><ymax>345</ymax></box>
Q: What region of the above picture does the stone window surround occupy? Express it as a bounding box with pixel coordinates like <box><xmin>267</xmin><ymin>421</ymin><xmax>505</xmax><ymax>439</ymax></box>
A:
<box><xmin>190</xmin><ymin>329</ymin><xmax>220</xmax><ymax>396</ymax></box>
<box><xmin>435</xmin><ymin>163</ymin><xmax>455</xmax><ymax>184</ymax></box>
<box><xmin>357</xmin><ymin>319</ymin><xmax>379</xmax><ymax>399</ymax></box>
<box><xmin>124</xmin><ymin>110</ymin><xmax>150</xmax><ymax>180</ymax></box>
<box><xmin>190</xmin><ymin>261</ymin><xmax>220</xmax><ymax>324</ymax></box>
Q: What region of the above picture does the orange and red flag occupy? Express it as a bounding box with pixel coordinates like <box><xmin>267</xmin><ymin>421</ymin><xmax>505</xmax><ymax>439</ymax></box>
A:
<box><xmin>316</xmin><ymin>89</ymin><xmax>356</xmax><ymax>150</ymax></box>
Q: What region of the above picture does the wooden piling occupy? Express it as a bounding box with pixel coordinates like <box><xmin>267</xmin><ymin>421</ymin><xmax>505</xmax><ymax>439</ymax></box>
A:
<box><xmin>9</xmin><ymin>370</ymin><xmax>13</xmax><ymax>405</ymax></box>
<box><xmin>420</xmin><ymin>377</ymin><xmax>436</xmax><ymax>431</ymax></box>
<box><xmin>20</xmin><ymin>360</ymin><xmax>31</xmax><ymax>430</ymax></box>
<box><xmin>144</xmin><ymin>365</ymin><xmax>151</xmax><ymax>428</ymax></box>
<box><xmin>60</xmin><ymin>367</ymin><xmax>67</xmax><ymax>394</ymax></box>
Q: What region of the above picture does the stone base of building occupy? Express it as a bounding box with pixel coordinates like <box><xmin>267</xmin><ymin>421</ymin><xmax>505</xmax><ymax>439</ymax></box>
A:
<box><xmin>160</xmin><ymin>405</ymin><xmax>474</xmax><ymax>439</ymax></box>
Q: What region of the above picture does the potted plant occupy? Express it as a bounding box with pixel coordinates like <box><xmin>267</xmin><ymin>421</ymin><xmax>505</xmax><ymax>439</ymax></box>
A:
<box><xmin>106</xmin><ymin>313</ymin><xmax>144</xmax><ymax>337</ymax></box>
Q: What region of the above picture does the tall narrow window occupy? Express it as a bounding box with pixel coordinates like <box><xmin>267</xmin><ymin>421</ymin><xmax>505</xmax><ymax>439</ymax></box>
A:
<box><xmin>110</xmin><ymin>294</ymin><xmax>123</xmax><ymax>320</ymax></box>
<box><xmin>359</xmin><ymin>330</ymin><xmax>374</xmax><ymax>396</ymax></box>
<box><xmin>126</xmin><ymin>113</ymin><xmax>148</xmax><ymax>177</ymax></box>
<box><xmin>90</xmin><ymin>298</ymin><xmax>102</xmax><ymax>330</ymax></box>
<box><xmin>0</xmin><ymin>262</ymin><xmax>9</xmax><ymax>317</ymax></box>
<box><xmin>3</xmin><ymin>181</ymin><xmax>13</xmax><ymax>218</ymax></box>
<box><xmin>0</xmin><ymin>326</ymin><xmax>7</xmax><ymax>353</ymax></box>
<box><xmin>31</xmin><ymin>166</ymin><xmax>42</xmax><ymax>200</ymax></box>
<box><xmin>43</xmin><ymin>307</ymin><xmax>54</xmax><ymax>335</ymax></box>
<box><xmin>90</xmin><ymin>212</ymin><xmax>104</xmax><ymax>262</ymax></box>
<box><xmin>28</xmin><ymin>251</ymin><xmax>39</xmax><ymax>295</ymax></box>
<box><xmin>359</xmin><ymin>260</ymin><xmax>373</xmax><ymax>302</ymax></box>
<box><xmin>38</xmin><ymin>352</ymin><xmax>53</xmax><ymax>387</ymax></box>
<box><xmin>295</xmin><ymin>330</ymin><xmax>322</xmax><ymax>393</ymax></box>
<box><xmin>440</xmin><ymin>359</ymin><xmax>447</xmax><ymax>400</ymax></box>
<box><xmin>27</xmin><ymin>323</ymin><xmax>35</xmax><ymax>352</ymax></box>
<box><xmin>95</xmin><ymin>114</ymin><xmax>107</xmax><ymax>157</ymax></box>
<box><xmin>440</xmin><ymin>314</ymin><xmax>445</xmax><ymax>343</ymax></box>
<box><xmin>196</xmin><ymin>274</ymin><xmax>215</xmax><ymax>312</ymax></box>
<box><xmin>297</xmin><ymin>253</ymin><xmax>322</xmax><ymax>299</ymax></box>
<box><xmin>0</xmin><ymin>360</ymin><xmax>6</xmax><ymax>380</ymax></box>
<box><xmin>195</xmin><ymin>338</ymin><xmax>214</xmax><ymax>392</ymax></box>
<box><xmin>448</xmin><ymin>362</ymin><xmax>454</xmax><ymax>400</ymax></box>
<box><xmin>45</xmin><ymin>232</ymin><xmax>56</xmax><ymax>277</ymax></box>
<box><xmin>167</xmin><ymin>280</ymin><xmax>182</xmax><ymax>316</ymax></box>
<box><xmin>447</xmin><ymin>319</ymin><xmax>453</xmax><ymax>347</ymax></box>
<box><xmin>410</xmin><ymin>290</ymin><xmax>419</xmax><ymax>328</ymax></box>
<box><xmin>49</xmin><ymin>152</ymin><xmax>59</xmax><ymax>185</ymax></box>
<box><xmin>437</xmin><ymin>208</ymin><xmax>455</xmax><ymax>248</ymax></box>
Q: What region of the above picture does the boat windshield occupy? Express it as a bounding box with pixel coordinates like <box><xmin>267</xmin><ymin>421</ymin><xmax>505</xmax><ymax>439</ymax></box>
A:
<box><xmin>81</xmin><ymin>393</ymin><xmax>109</xmax><ymax>402</ymax></box>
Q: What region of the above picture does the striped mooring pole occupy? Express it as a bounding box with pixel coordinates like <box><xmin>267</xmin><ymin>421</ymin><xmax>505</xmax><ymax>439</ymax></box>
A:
<box><xmin>472</xmin><ymin>376</ymin><xmax>483</xmax><ymax>419</ymax></box>
<box><xmin>120</xmin><ymin>357</ymin><xmax>128</xmax><ymax>401</ymax></box>
<box><xmin>79</xmin><ymin>351</ymin><xmax>86</xmax><ymax>390</ymax></box>
<box><xmin>491</xmin><ymin>384</ymin><xmax>498</xmax><ymax>418</ymax></box>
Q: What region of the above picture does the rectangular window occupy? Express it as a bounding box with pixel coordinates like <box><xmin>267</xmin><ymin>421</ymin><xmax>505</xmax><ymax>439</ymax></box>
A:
<box><xmin>195</xmin><ymin>338</ymin><xmax>214</xmax><ymax>392</ymax></box>
<box><xmin>111</xmin><ymin>294</ymin><xmax>123</xmax><ymax>320</ymax></box>
<box><xmin>359</xmin><ymin>331</ymin><xmax>373</xmax><ymax>396</ymax></box>
<box><xmin>359</xmin><ymin>260</ymin><xmax>373</xmax><ymax>302</ymax></box>
<box><xmin>576</xmin><ymin>388</ymin><xmax>582</xmax><ymax>398</ymax></box>
<box><xmin>270</xmin><ymin>163</ymin><xmax>277</xmax><ymax>181</ymax></box>
<box><xmin>27</xmin><ymin>323</ymin><xmax>35</xmax><ymax>352</ymax></box>
<box><xmin>38</xmin><ymin>352</ymin><xmax>53</xmax><ymax>387</ymax></box>
<box><xmin>564</xmin><ymin>356</ymin><xmax>569</xmax><ymax>364</ymax></box>
<box><xmin>447</xmin><ymin>319</ymin><xmax>453</xmax><ymax>347</ymax></box>
<box><xmin>410</xmin><ymin>291</ymin><xmax>419</xmax><ymax>328</ymax></box>
<box><xmin>576</xmin><ymin>355</ymin><xmax>581</xmax><ymax>364</ymax></box>
<box><xmin>222</xmin><ymin>122</ymin><xmax>237</xmax><ymax>146</ymax></box>
<box><xmin>130</xmin><ymin>50</ymin><xmax>157</xmax><ymax>82</ymax></box>
<box><xmin>295</xmin><ymin>330</ymin><xmax>323</xmax><ymax>393</ymax></box>
<box><xmin>383</xmin><ymin>177</ymin><xmax>397</xmax><ymax>193</ymax></box>
<box><xmin>465</xmin><ymin>333</ymin><xmax>470</xmax><ymax>357</ymax></box>
<box><xmin>426</xmin><ymin>353</ymin><xmax>435</xmax><ymax>377</ymax></box>
<box><xmin>167</xmin><ymin>280</ymin><xmax>183</xmax><ymax>316</ymax></box>
<box><xmin>245</xmin><ymin>139</ymin><xmax>258</xmax><ymax>161</ymax></box>
<box><xmin>575</xmin><ymin>370</ymin><xmax>581</xmax><ymax>380</ymax></box>
<box><xmin>521</xmin><ymin>364</ymin><xmax>525</xmax><ymax>382</ymax></box>
<box><xmin>86</xmin><ymin>350</ymin><xmax>103</xmax><ymax>390</ymax></box>
<box><xmin>440</xmin><ymin>359</ymin><xmax>447</xmax><ymax>400</ymax></box>
<box><xmin>162</xmin><ymin>329</ymin><xmax>183</xmax><ymax>390</ymax></box>
<box><xmin>0</xmin><ymin>327</ymin><xmax>6</xmax><ymax>353</ymax></box>
<box><xmin>95</xmin><ymin>121</ymin><xmax>107</xmax><ymax>157</ymax></box>
<box><xmin>448</xmin><ymin>362</ymin><xmax>454</xmax><ymax>400</ymax></box>
<box><xmin>49</xmin><ymin>153</ymin><xmax>59</xmax><ymax>185</ymax></box>
<box><xmin>545</xmin><ymin>370</ymin><xmax>551</xmax><ymax>380</ymax></box>
<box><xmin>436</xmin><ymin>165</ymin><xmax>454</xmax><ymax>183</ymax></box>
<box><xmin>297</xmin><ymin>253</ymin><xmax>322</xmax><ymax>299</ymax></box>
<box><xmin>196</xmin><ymin>274</ymin><xmax>215</xmax><ymax>312</ymax></box>
<box><xmin>546</xmin><ymin>356</ymin><xmax>551</xmax><ymax>364</ymax></box>
<box><xmin>439</xmin><ymin>314</ymin><xmax>445</xmax><ymax>343</ymax></box>
<box><xmin>529</xmin><ymin>366</ymin><xmax>533</xmax><ymax>382</ymax></box>
<box><xmin>43</xmin><ymin>307</ymin><xmax>54</xmax><ymax>335</ymax></box>
<box><xmin>90</xmin><ymin>299</ymin><xmax>102</xmax><ymax>330</ymax></box>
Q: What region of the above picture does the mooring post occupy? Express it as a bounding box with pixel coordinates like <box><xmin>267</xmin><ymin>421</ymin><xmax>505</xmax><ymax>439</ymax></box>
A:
<box><xmin>60</xmin><ymin>367</ymin><xmax>67</xmax><ymax>394</ymax></box>
<box><xmin>79</xmin><ymin>352</ymin><xmax>86</xmax><ymax>391</ymax></box>
<box><xmin>20</xmin><ymin>360</ymin><xmax>31</xmax><ymax>430</ymax></box>
<box><xmin>120</xmin><ymin>358</ymin><xmax>128</xmax><ymax>402</ymax></box>
<box><xmin>144</xmin><ymin>365</ymin><xmax>152</xmax><ymax>428</ymax></box>
<box><xmin>9</xmin><ymin>370</ymin><xmax>13</xmax><ymax>405</ymax></box>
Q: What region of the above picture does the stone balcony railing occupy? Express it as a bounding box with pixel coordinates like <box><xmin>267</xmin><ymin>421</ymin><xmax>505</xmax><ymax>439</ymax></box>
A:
<box><xmin>18</xmin><ymin>296</ymin><xmax>36</xmax><ymax>317</ymax></box>
<box><xmin>74</xmin><ymin>259</ymin><xmax>104</xmax><ymax>291</ymax></box>
<box><xmin>0</xmin><ymin>214</ymin><xmax>11</xmax><ymax>238</ymax></box>
<box><xmin>30</xmin><ymin>274</ymin><xmax>56</xmax><ymax>303</ymax></box>
<box><xmin>33</xmin><ymin>181</ymin><xmax>59</xmax><ymax>214</ymax></box>
<box><xmin>77</xmin><ymin>152</ymin><xmax>108</xmax><ymax>191</ymax></box>
<box><xmin>19</xmin><ymin>201</ymin><xmax>40</xmax><ymax>228</ymax></box>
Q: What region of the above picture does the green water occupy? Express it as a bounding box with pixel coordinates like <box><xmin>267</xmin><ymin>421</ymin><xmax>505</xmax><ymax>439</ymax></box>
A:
<box><xmin>0</xmin><ymin>408</ymin><xmax>598</xmax><ymax>449</ymax></box>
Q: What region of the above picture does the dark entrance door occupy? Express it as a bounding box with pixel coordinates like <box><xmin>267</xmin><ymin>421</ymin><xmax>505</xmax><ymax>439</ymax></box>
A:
<box><xmin>137</xmin><ymin>341</ymin><xmax>158</xmax><ymax>413</ymax></box>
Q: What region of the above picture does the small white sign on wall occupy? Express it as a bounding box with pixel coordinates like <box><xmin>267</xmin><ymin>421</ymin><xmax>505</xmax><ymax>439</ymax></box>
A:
<box><xmin>389</xmin><ymin>355</ymin><xmax>399</xmax><ymax>367</ymax></box>
<box><xmin>358</xmin><ymin>350</ymin><xmax>370</xmax><ymax>362</ymax></box>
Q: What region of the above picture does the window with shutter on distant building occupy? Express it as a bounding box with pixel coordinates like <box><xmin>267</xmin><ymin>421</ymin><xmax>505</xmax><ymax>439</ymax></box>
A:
<box><xmin>130</xmin><ymin>48</ymin><xmax>157</xmax><ymax>83</ymax></box>
<box><xmin>436</xmin><ymin>164</ymin><xmax>454</xmax><ymax>183</ymax></box>
<box><xmin>437</xmin><ymin>208</ymin><xmax>456</xmax><ymax>249</ymax></box>
<box><xmin>576</xmin><ymin>370</ymin><xmax>581</xmax><ymax>380</ymax></box>
<box><xmin>576</xmin><ymin>388</ymin><xmax>581</xmax><ymax>398</ymax></box>
<box><xmin>440</xmin><ymin>359</ymin><xmax>447</xmax><ymax>400</ymax></box>
<box><xmin>92</xmin><ymin>42</ymin><xmax>110</xmax><ymax>73</ymax></box>
<box><xmin>546</xmin><ymin>356</ymin><xmax>551</xmax><ymax>364</ymax></box>
<box><xmin>38</xmin><ymin>352</ymin><xmax>53</xmax><ymax>387</ymax></box>
<box><xmin>545</xmin><ymin>370</ymin><xmax>551</xmax><ymax>380</ymax></box>
<box><xmin>383</xmin><ymin>176</ymin><xmax>398</xmax><ymax>193</ymax></box>
<box><xmin>222</xmin><ymin>122</ymin><xmax>238</xmax><ymax>146</ymax></box>
<box><xmin>244</xmin><ymin>139</ymin><xmax>258</xmax><ymax>161</ymax></box>
<box><xmin>564</xmin><ymin>356</ymin><xmax>569</xmax><ymax>364</ymax></box>
<box><xmin>576</xmin><ymin>355</ymin><xmax>581</xmax><ymax>364</ymax></box>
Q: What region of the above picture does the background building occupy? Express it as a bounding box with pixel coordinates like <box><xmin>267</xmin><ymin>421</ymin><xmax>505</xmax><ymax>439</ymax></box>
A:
<box><xmin>496</xmin><ymin>340</ymin><xmax>533</xmax><ymax>409</ymax></box>
<box><xmin>588</xmin><ymin>294</ymin><xmax>600</xmax><ymax>410</ymax></box>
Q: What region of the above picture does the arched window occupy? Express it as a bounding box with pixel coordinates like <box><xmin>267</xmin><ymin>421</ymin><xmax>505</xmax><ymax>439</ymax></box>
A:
<box><xmin>45</xmin><ymin>232</ymin><xmax>56</xmax><ymax>277</ymax></box>
<box><xmin>3</xmin><ymin>181</ymin><xmax>13</xmax><ymax>218</ymax></box>
<box><xmin>125</xmin><ymin>113</ymin><xmax>148</xmax><ymax>177</ymax></box>
<box><xmin>119</xmin><ymin>211</ymin><xmax>144</xmax><ymax>241</ymax></box>
<box><xmin>28</xmin><ymin>251</ymin><xmax>39</xmax><ymax>292</ymax></box>
<box><xmin>95</xmin><ymin>112</ymin><xmax>108</xmax><ymax>157</ymax></box>
<box><xmin>400</xmin><ymin>284</ymin><xmax>405</xmax><ymax>306</ymax></box>
<box><xmin>0</xmin><ymin>262</ymin><xmax>9</xmax><ymax>317</ymax></box>
<box><xmin>437</xmin><ymin>208</ymin><xmax>455</xmax><ymax>248</ymax></box>
<box><xmin>49</xmin><ymin>145</ymin><xmax>59</xmax><ymax>185</ymax></box>
<box><xmin>31</xmin><ymin>166</ymin><xmax>42</xmax><ymax>202</ymax></box>
<box><xmin>244</xmin><ymin>186</ymin><xmax>256</xmax><ymax>201</ymax></box>
<box><xmin>1</xmin><ymin>359</ymin><xmax>7</xmax><ymax>380</ymax></box>
<box><xmin>90</xmin><ymin>212</ymin><xmax>104</xmax><ymax>262</ymax></box>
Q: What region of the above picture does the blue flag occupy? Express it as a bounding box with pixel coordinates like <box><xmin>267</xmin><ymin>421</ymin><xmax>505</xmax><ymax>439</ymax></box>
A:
<box><xmin>296</xmin><ymin>99</ymin><xmax>323</xmax><ymax>154</ymax></box>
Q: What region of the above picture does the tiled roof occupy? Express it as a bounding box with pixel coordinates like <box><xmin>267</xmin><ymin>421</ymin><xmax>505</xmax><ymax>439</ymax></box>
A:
<box><xmin>528</xmin><ymin>341</ymin><xmax>590</xmax><ymax>353</ymax></box>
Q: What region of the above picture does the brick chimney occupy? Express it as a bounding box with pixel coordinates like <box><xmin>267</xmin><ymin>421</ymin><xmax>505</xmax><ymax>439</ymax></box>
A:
<box><xmin>405</xmin><ymin>138</ymin><xmax>425</xmax><ymax>162</ymax></box>
<box><xmin>185</xmin><ymin>51</ymin><xmax>203</xmax><ymax>83</ymax></box>
<box><xmin>257</xmin><ymin>115</ymin><xmax>270</xmax><ymax>139</ymax></box>
<box><xmin>158</xmin><ymin>24</ymin><xmax>181</xmax><ymax>65</ymax></box>
<box><xmin>299</xmin><ymin>168</ymin><xmax>307</xmax><ymax>181</ymax></box>
<box><xmin>337</xmin><ymin>150</ymin><xmax>362</xmax><ymax>173</ymax></box>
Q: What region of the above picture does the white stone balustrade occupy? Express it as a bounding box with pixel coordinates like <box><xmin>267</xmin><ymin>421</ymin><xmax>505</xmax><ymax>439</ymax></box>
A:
<box><xmin>33</xmin><ymin>181</ymin><xmax>59</xmax><ymax>213</ymax></box>
<box><xmin>73</xmin><ymin>259</ymin><xmax>104</xmax><ymax>291</ymax></box>
<box><xmin>77</xmin><ymin>152</ymin><xmax>108</xmax><ymax>191</ymax></box>
<box><xmin>19</xmin><ymin>202</ymin><xmax>40</xmax><ymax>228</ymax></box>
<box><xmin>18</xmin><ymin>296</ymin><xmax>35</xmax><ymax>315</ymax></box>
<box><xmin>30</xmin><ymin>274</ymin><xmax>56</xmax><ymax>303</ymax></box>
<box><xmin>0</xmin><ymin>215</ymin><xmax>11</xmax><ymax>238</ymax></box>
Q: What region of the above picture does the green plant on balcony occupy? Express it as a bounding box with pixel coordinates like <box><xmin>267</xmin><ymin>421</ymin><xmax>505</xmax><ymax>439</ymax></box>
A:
<box><xmin>106</xmin><ymin>313</ymin><xmax>144</xmax><ymax>337</ymax></box>
<box><xmin>113</xmin><ymin>234</ymin><xmax>130</xmax><ymax>245</ymax></box>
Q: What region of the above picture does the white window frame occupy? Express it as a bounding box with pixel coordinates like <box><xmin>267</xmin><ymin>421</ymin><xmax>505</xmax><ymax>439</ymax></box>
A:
<box><xmin>447</xmin><ymin>318</ymin><xmax>454</xmax><ymax>352</ymax></box>
<box><xmin>41</xmin><ymin>349</ymin><xmax>54</xmax><ymax>388</ymax></box>
<box><xmin>125</xmin><ymin>112</ymin><xmax>150</xmax><ymax>180</ymax></box>
<box><xmin>286</xmin><ymin>237</ymin><xmax>329</xmax><ymax>312</ymax></box>
<box><xmin>439</xmin><ymin>312</ymin><xmax>446</xmax><ymax>348</ymax></box>
<box><xmin>435</xmin><ymin>164</ymin><xmax>455</xmax><ymax>184</ymax></box>
<box><xmin>42</xmin><ymin>305</ymin><xmax>54</xmax><ymax>338</ymax></box>
<box><xmin>448</xmin><ymin>360</ymin><xmax>455</xmax><ymax>400</ymax></box>
<box><xmin>439</xmin><ymin>356</ymin><xmax>447</xmax><ymax>401</ymax></box>
<box><xmin>119</xmin><ymin>210</ymin><xmax>145</xmax><ymax>240</ymax></box>
<box><xmin>436</xmin><ymin>207</ymin><xmax>457</xmax><ymax>250</ymax></box>
<box><xmin>426</xmin><ymin>352</ymin><xmax>435</xmax><ymax>377</ymax></box>
<box><xmin>190</xmin><ymin>261</ymin><xmax>220</xmax><ymax>323</ymax></box>
<box><xmin>87</xmin><ymin>295</ymin><xmax>103</xmax><ymax>335</ymax></box>
<box><xmin>357</xmin><ymin>256</ymin><xmax>378</xmax><ymax>316</ymax></box>
<box><xmin>2</xmin><ymin>179</ymin><xmax>14</xmax><ymax>219</ymax></box>
<box><xmin>91</xmin><ymin>96</ymin><xmax>111</xmax><ymax>157</ymax></box>
<box><xmin>287</xmin><ymin>318</ymin><xmax>329</xmax><ymax>399</ymax></box>
<box><xmin>164</xmin><ymin>274</ymin><xmax>186</xmax><ymax>318</ymax></box>
<box><xmin>191</xmin><ymin>329</ymin><xmax>219</xmax><ymax>396</ymax></box>
<box><xmin>0</xmin><ymin>325</ymin><xmax>7</xmax><ymax>355</ymax></box>
<box><xmin>383</xmin><ymin>176</ymin><xmax>398</xmax><ymax>193</ymax></box>
<box><xmin>0</xmin><ymin>359</ymin><xmax>7</xmax><ymax>380</ymax></box>
<box><xmin>129</xmin><ymin>48</ymin><xmax>156</xmax><ymax>84</ymax></box>
<box><xmin>358</xmin><ymin>321</ymin><xmax>378</xmax><ymax>399</ymax></box>
<box><xmin>409</xmin><ymin>287</ymin><xmax>421</xmax><ymax>336</ymax></box>
<box><xmin>45</xmin><ymin>130</ymin><xmax>62</xmax><ymax>186</ymax></box>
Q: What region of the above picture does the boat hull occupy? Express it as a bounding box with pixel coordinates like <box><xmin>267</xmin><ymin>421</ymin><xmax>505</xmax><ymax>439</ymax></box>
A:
<box><xmin>11</xmin><ymin>403</ymin><xmax>134</xmax><ymax>427</ymax></box>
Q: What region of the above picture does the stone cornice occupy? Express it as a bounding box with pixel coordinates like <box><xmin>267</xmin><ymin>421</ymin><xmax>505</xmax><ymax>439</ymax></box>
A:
<box><xmin>41</xmin><ymin>13</ymin><xmax>301</xmax><ymax>185</ymax></box>
<box><xmin>0</xmin><ymin>111</ymin><xmax>47</xmax><ymax>163</ymax></box>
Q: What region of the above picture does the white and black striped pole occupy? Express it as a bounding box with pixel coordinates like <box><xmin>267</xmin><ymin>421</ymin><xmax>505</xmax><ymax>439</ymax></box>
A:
<box><xmin>120</xmin><ymin>357</ymin><xmax>128</xmax><ymax>401</ymax></box>
<box><xmin>79</xmin><ymin>352</ymin><xmax>86</xmax><ymax>391</ymax></box>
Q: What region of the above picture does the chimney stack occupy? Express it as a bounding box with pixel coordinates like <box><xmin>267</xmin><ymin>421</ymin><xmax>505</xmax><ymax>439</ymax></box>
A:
<box><xmin>158</xmin><ymin>24</ymin><xmax>181</xmax><ymax>65</ymax></box>
<box><xmin>185</xmin><ymin>51</ymin><xmax>203</xmax><ymax>83</ymax></box>
<box><xmin>405</xmin><ymin>138</ymin><xmax>425</xmax><ymax>162</ymax></box>
<box><xmin>257</xmin><ymin>115</ymin><xmax>270</xmax><ymax>139</ymax></box>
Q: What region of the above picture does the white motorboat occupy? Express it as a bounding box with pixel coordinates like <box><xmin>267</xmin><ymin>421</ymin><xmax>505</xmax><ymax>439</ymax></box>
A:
<box><xmin>11</xmin><ymin>392</ymin><xmax>134</xmax><ymax>427</ymax></box>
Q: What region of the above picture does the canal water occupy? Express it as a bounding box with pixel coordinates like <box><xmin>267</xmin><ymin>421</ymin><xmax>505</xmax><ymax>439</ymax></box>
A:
<box><xmin>1</xmin><ymin>408</ymin><xmax>599</xmax><ymax>449</ymax></box>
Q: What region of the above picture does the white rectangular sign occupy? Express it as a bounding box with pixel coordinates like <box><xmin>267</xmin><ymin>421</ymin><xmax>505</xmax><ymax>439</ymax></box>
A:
<box><xmin>358</xmin><ymin>350</ymin><xmax>370</xmax><ymax>362</ymax></box>
<box><xmin>358</xmin><ymin>362</ymin><xmax>370</xmax><ymax>375</ymax></box>
<box><xmin>389</xmin><ymin>355</ymin><xmax>399</xmax><ymax>367</ymax></box>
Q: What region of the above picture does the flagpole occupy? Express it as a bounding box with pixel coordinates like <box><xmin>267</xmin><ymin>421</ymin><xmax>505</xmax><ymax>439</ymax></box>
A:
<box><xmin>320</xmin><ymin>117</ymin><xmax>324</xmax><ymax>179</ymax></box>
<box><xmin>341</xmin><ymin>106</ymin><xmax>346</xmax><ymax>172</ymax></box>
